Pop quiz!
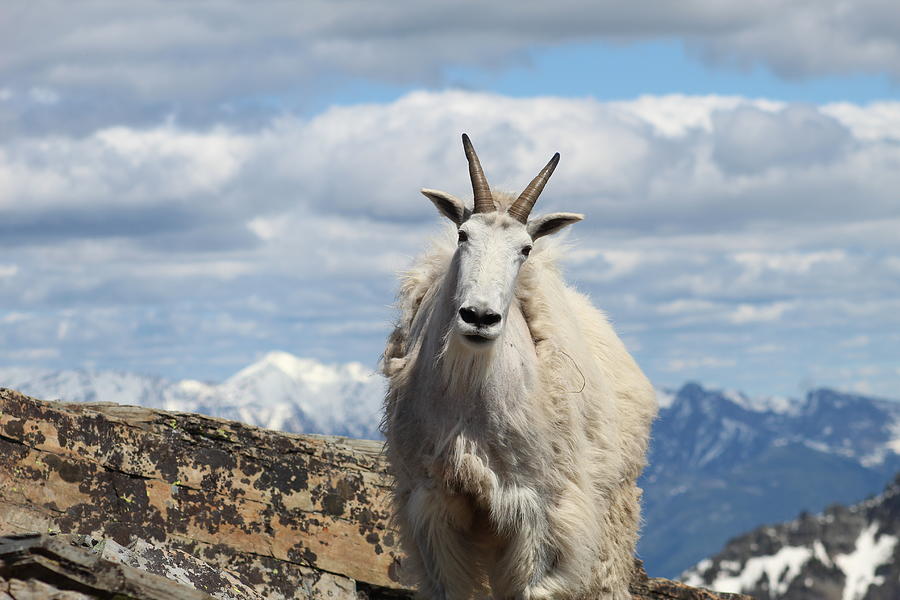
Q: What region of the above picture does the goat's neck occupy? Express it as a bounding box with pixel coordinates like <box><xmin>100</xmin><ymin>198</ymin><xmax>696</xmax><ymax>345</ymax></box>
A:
<box><xmin>421</xmin><ymin>274</ymin><xmax>538</xmax><ymax>416</ymax></box>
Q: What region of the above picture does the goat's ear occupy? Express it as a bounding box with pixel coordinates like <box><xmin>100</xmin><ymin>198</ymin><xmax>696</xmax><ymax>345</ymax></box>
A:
<box><xmin>421</xmin><ymin>188</ymin><xmax>470</xmax><ymax>226</ymax></box>
<box><xmin>527</xmin><ymin>212</ymin><xmax>584</xmax><ymax>240</ymax></box>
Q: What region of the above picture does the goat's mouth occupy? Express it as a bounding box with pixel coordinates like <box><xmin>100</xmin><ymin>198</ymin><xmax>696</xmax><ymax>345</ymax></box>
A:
<box><xmin>457</xmin><ymin>326</ymin><xmax>500</xmax><ymax>347</ymax></box>
<box><xmin>463</xmin><ymin>333</ymin><xmax>493</xmax><ymax>345</ymax></box>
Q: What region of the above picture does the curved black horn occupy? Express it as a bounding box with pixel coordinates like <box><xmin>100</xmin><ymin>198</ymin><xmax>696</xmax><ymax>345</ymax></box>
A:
<box><xmin>462</xmin><ymin>134</ymin><xmax>495</xmax><ymax>214</ymax></box>
<box><xmin>508</xmin><ymin>152</ymin><xmax>560</xmax><ymax>224</ymax></box>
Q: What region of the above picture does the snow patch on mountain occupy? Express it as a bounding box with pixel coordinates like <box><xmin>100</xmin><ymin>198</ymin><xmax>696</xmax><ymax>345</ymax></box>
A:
<box><xmin>721</xmin><ymin>388</ymin><xmax>801</xmax><ymax>415</ymax></box>
<box><xmin>655</xmin><ymin>388</ymin><xmax>676</xmax><ymax>409</ymax></box>
<box><xmin>835</xmin><ymin>523</ymin><xmax>897</xmax><ymax>600</ymax></box>
<box><xmin>685</xmin><ymin>546</ymin><xmax>813</xmax><ymax>596</ymax></box>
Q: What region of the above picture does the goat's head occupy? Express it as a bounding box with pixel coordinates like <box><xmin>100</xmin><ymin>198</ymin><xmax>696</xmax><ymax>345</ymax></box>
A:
<box><xmin>422</xmin><ymin>134</ymin><xmax>583</xmax><ymax>349</ymax></box>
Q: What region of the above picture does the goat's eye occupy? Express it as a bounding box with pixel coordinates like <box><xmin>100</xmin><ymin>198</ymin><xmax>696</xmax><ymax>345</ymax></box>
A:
<box><xmin>521</xmin><ymin>245</ymin><xmax>532</xmax><ymax>257</ymax></box>
<box><xmin>458</xmin><ymin>230</ymin><xmax>468</xmax><ymax>243</ymax></box>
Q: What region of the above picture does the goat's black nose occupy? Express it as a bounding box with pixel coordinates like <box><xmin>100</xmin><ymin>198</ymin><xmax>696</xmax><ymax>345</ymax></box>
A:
<box><xmin>459</xmin><ymin>307</ymin><xmax>502</xmax><ymax>328</ymax></box>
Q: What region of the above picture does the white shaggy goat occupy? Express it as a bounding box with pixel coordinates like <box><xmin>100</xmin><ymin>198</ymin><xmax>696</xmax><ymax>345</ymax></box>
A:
<box><xmin>381</xmin><ymin>135</ymin><xmax>657</xmax><ymax>599</ymax></box>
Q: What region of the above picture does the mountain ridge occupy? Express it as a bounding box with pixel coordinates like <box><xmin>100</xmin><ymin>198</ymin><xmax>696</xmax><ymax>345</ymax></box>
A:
<box><xmin>0</xmin><ymin>351</ymin><xmax>385</xmax><ymax>439</ymax></box>
<box><xmin>640</xmin><ymin>381</ymin><xmax>900</xmax><ymax>577</ymax></box>
<box><xmin>680</xmin><ymin>474</ymin><xmax>900</xmax><ymax>599</ymax></box>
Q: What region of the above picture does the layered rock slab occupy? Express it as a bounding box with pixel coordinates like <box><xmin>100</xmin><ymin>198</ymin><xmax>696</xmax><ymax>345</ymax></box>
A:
<box><xmin>0</xmin><ymin>388</ymin><xmax>747</xmax><ymax>599</ymax></box>
<box><xmin>0</xmin><ymin>388</ymin><xmax>395</xmax><ymax>598</ymax></box>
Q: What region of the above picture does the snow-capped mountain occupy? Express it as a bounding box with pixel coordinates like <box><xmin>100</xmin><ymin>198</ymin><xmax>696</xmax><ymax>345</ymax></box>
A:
<box><xmin>639</xmin><ymin>383</ymin><xmax>900</xmax><ymax>578</ymax></box>
<box><xmin>646</xmin><ymin>383</ymin><xmax>900</xmax><ymax>476</ymax></box>
<box><xmin>0</xmin><ymin>351</ymin><xmax>385</xmax><ymax>439</ymax></box>
<box><xmin>681</xmin><ymin>474</ymin><xmax>900</xmax><ymax>600</ymax></box>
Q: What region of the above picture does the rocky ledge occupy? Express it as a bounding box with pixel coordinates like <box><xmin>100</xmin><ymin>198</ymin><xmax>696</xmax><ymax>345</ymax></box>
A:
<box><xmin>0</xmin><ymin>388</ymin><xmax>749</xmax><ymax>599</ymax></box>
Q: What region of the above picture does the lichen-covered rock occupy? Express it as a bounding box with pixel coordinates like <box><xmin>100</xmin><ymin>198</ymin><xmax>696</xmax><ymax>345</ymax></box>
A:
<box><xmin>0</xmin><ymin>388</ymin><xmax>400</xmax><ymax>599</ymax></box>
<box><xmin>0</xmin><ymin>388</ymin><xmax>749</xmax><ymax>600</ymax></box>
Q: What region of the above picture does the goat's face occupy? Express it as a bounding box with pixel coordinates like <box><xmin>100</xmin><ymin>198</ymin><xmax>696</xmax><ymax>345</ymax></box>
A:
<box><xmin>452</xmin><ymin>212</ymin><xmax>533</xmax><ymax>347</ymax></box>
<box><xmin>421</xmin><ymin>135</ymin><xmax>583</xmax><ymax>350</ymax></box>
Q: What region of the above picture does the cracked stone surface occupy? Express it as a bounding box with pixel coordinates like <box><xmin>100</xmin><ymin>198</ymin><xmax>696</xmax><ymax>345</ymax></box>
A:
<box><xmin>0</xmin><ymin>388</ymin><xmax>749</xmax><ymax>600</ymax></box>
<box><xmin>0</xmin><ymin>388</ymin><xmax>397</xmax><ymax>599</ymax></box>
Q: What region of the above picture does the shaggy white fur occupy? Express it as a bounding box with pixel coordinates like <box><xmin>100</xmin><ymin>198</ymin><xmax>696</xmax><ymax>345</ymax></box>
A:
<box><xmin>382</xmin><ymin>192</ymin><xmax>657</xmax><ymax>600</ymax></box>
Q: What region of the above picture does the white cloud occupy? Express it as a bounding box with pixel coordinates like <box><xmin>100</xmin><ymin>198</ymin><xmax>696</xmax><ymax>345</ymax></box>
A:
<box><xmin>733</xmin><ymin>251</ymin><xmax>847</xmax><ymax>274</ymax></box>
<box><xmin>0</xmin><ymin>312</ymin><xmax>28</xmax><ymax>324</ymax></box>
<box><xmin>823</xmin><ymin>102</ymin><xmax>900</xmax><ymax>141</ymax></box>
<box><xmin>664</xmin><ymin>356</ymin><xmax>737</xmax><ymax>372</ymax></box>
<box><xmin>1</xmin><ymin>348</ymin><xmax>60</xmax><ymax>360</ymax></box>
<box><xmin>609</xmin><ymin>95</ymin><xmax>780</xmax><ymax>137</ymax></box>
<box><xmin>657</xmin><ymin>299</ymin><xmax>722</xmax><ymax>316</ymax></box>
<box><xmin>840</xmin><ymin>335</ymin><xmax>871</xmax><ymax>348</ymax></box>
<box><xmin>728</xmin><ymin>302</ymin><xmax>793</xmax><ymax>324</ymax></box>
<box><xmin>3</xmin><ymin>1</ymin><xmax>900</xmax><ymax>116</ymax></box>
<box><xmin>748</xmin><ymin>343</ymin><xmax>782</xmax><ymax>354</ymax></box>
<box><xmin>711</xmin><ymin>105</ymin><xmax>852</xmax><ymax>174</ymax></box>
<box><xmin>28</xmin><ymin>87</ymin><xmax>59</xmax><ymax>105</ymax></box>
<box><xmin>0</xmin><ymin>124</ymin><xmax>252</xmax><ymax>217</ymax></box>
<box><xmin>141</xmin><ymin>260</ymin><xmax>255</xmax><ymax>281</ymax></box>
<box><xmin>7</xmin><ymin>91</ymin><xmax>900</xmax><ymax>237</ymax></box>
<box><xmin>56</xmin><ymin>320</ymin><xmax>69</xmax><ymax>341</ymax></box>
<box><xmin>851</xmin><ymin>380</ymin><xmax>874</xmax><ymax>394</ymax></box>
<box><xmin>885</xmin><ymin>256</ymin><xmax>900</xmax><ymax>273</ymax></box>
<box><xmin>94</xmin><ymin>125</ymin><xmax>251</xmax><ymax>192</ymax></box>
<box><xmin>599</xmin><ymin>251</ymin><xmax>645</xmax><ymax>278</ymax></box>
<box><xmin>0</xmin><ymin>91</ymin><xmax>898</xmax><ymax>395</ymax></box>
<box><xmin>688</xmin><ymin>0</ymin><xmax>900</xmax><ymax>79</ymax></box>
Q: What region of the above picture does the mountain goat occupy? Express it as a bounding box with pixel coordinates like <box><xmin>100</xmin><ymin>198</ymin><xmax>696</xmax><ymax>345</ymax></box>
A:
<box><xmin>381</xmin><ymin>134</ymin><xmax>657</xmax><ymax>599</ymax></box>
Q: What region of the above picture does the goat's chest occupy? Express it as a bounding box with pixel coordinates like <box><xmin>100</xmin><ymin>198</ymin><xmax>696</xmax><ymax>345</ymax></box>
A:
<box><xmin>409</xmin><ymin>316</ymin><xmax>546</xmax><ymax>492</ymax></box>
<box><xmin>425</xmin><ymin>382</ymin><xmax>549</xmax><ymax>498</ymax></box>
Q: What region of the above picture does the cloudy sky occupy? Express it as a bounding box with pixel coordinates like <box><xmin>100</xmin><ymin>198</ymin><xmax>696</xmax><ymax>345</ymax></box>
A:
<box><xmin>1</xmin><ymin>1</ymin><xmax>899</xmax><ymax>398</ymax></box>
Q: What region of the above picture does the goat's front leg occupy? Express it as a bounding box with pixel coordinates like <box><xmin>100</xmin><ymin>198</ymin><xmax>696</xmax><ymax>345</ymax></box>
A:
<box><xmin>401</xmin><ymin>484</ymin><xmax>482</xmax><ymax>600</ymax></box>
<box><xmin>487</xmin><ymin>485</ymin><xmax>554</xmax><ymax>600</ymax></box>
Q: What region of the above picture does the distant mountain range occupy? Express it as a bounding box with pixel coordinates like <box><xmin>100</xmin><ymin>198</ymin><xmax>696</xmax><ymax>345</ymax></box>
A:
<box><xmin>0</xmin><ymin>351</ymin><xmax>385</xmax><ymax>439</ymax></box>
<box><xmin>681</xmin><ymin>473</ymin><xmax>900</xmax><ymax>599</ymax></box>
<box><xmin>642</xmin><ymin>383</ymin><xmax>900</xmax><ymax>577</ymax></box>
<box><xmin>2</xmin><ymin>355</ymin><xmax>899</xmax><ymax>579</ymax></box>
